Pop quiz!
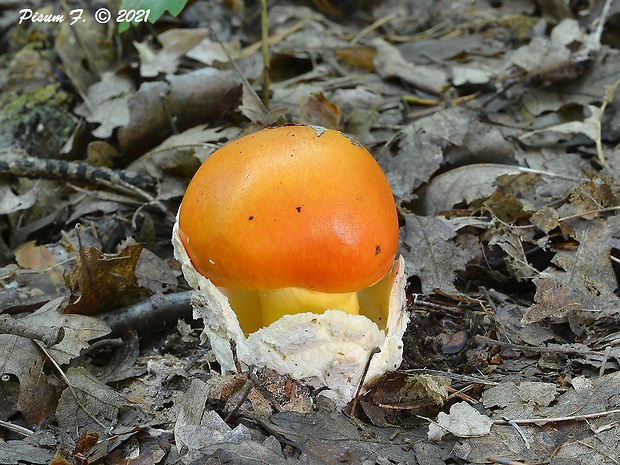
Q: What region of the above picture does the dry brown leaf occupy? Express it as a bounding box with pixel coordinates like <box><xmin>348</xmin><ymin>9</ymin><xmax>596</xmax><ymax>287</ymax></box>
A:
<box><xmin>415</xmin><ymin>164</ymin><xmax>521</xmax><ymax>215</ymax></box>
<box><xmin>360</xmin><ymin>372</ymin><xmax>450</xmax><ymax>427</ymax></box>
<box><xmin>55</xmin><ymin>19</ymin><xmax>117</xmax><ymax>95</ymax></box>
<box><xmin>128</xmin><ymin>125</ymin><xmax>241</xmax><ymax>181</ymax></box>
<box><xmin>23</xmin><ymin>298</ymin><xmax>111</xmax><ymax>365</ymax></box>
<box><xmin>0</xmin><ymin>298</ymin><xmax>107</xmax><ymax>425</ymax></box>
<box><xmin>118</xmin><ymin>69</ymin><xmax>242</xmax><ymax>156</ymax></box>
<box><xmin>372</xmin><ymin>38</ymin><xmax>448</xmax><ymax>95</ymax></box>
<box><xmin>65</xmin><ymin>242</ymin><xmax>150</xmax><ymax>315</ymax></box>
<box><xmin>488</xmin><ymin>226</ymin><xmax>539</xmax><ymax>280</ymax></box>
<box><xmin>55</xmin><ymin>367</ymin><xmax>127</xmax><ymax>438</ymax></box>
<box><xmin>299</xmin><ymin>92</ymin><xmax>342</xmax><ymax>129</ymax></box>
<box><xmin>0</xmin><ymin>329</ymin><xmax>55</xmax><ymax>424</ymax></box>
<box><xmin>401</xmin><ymin>214</ymin><xmax>473</xmax><ymax>295</ymax></box>
<box><xmin>523</xmin><ymin>216</ymin><xmax>620</xmax><ymax>329</ymax></box>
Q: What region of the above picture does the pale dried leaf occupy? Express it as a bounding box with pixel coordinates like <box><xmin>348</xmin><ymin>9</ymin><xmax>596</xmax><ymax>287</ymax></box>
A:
<box><xmin>509</xmin><ymin>36</ymin><xmax>571</xmax><ymax>73</ymax></box>
<box><xmin>416</xmin><ymin>164</ymin><xmax>520</xmax><ymax>215</ymax></box>
<box><xmin>0</xmin><ymin>181</ymin><xmax>38</xmax><ymax>215</ymax></box>
<box><xmin>135</xmin><ymin>28</ymin><xmax>211</xmax><ymax>77</ymax></box>
<box><xmin>23</xmin><ymin>299</ymin><xmax>111</xmax><ymax>365</ymax></box>
<box><xmin>372</xmin><ymin>38</ymin><xmax>447</xmax><ymax>95</ymax></box>
<box><xmin>74</xmin><ymin>72</ymin><xmax>133</xmax><ymax>138</ymax></box>
<box><xmin>428</xmin><ymin>402</ymin><xmax>493</xmax><ymax>441</ymax></box>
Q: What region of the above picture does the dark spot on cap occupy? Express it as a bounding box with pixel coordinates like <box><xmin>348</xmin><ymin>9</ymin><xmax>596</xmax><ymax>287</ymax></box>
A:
<box><xmin>248</xmin><ymin>216</ymin><xmax>254</xmax><ymax>221</ymax></box>
<box><xmin>375</xmin><ymin>245</ymin><xmax>381</xmax><ymax>255</ymax></box>
<box><xmin>296</xmin><ymin>206</ymin><xmax>302</xmax><ymax>213</ymax></box>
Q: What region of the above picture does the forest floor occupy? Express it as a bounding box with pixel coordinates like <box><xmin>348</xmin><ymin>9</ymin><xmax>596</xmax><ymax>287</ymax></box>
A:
<box><xmin>1</xmin><ymin>0</ymin><xmax>620</xmax><ymax>464</ymax></box>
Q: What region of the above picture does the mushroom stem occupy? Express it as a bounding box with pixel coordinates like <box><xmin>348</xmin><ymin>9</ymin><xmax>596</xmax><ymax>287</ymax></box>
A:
<box><xmin>258</xmin><ymin>287</ymin><xmax>360</xmax><ymax>327</ymax></box>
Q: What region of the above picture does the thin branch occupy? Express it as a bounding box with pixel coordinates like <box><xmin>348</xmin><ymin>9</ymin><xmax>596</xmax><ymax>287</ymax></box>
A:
<box><xmin>493</xmin><ymin>408</ymin><xmax>620</xmax><ymax>426</ymax></box>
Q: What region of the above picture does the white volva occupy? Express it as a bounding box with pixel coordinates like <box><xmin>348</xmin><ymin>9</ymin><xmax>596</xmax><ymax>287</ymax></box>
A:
<box><xmin>172</xmin><ymin>218</ymin><xmax>409</xmax><ymax>408</ymax></box>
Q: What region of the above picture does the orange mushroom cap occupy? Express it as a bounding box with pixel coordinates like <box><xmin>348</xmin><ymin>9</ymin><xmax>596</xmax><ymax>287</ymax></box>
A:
<box><xmin>178</xmin><ymin>125</ymin><xmax>398</xmax><ymax>294</ymax></box>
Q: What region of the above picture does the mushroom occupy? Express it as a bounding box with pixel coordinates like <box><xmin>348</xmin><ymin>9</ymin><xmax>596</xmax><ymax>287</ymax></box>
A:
<box><xmin>173</xmin><ymin>125</ymin><xmax>408</xmax><ymax>406</ymax></box>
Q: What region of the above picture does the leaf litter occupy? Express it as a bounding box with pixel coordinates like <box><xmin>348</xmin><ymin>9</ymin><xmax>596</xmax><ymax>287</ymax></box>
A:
<box><xmin>1</xmin><ymin>0</ymin><xmax>620</xmax><ymax>464</ymax></box>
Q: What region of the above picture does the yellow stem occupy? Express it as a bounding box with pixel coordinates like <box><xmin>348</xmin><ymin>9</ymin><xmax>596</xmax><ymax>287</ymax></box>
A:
<box><xmin>258</xmin><ymin>287</ymin><xmax>359</xmax><ymax>327</ymax></box>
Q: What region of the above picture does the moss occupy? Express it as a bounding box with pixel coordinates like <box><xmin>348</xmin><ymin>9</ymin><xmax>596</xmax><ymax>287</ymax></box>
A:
<box><xmin>0</xmin><ymin>84</ymin><xmax>76</xmax><ymax>158</ymax></box>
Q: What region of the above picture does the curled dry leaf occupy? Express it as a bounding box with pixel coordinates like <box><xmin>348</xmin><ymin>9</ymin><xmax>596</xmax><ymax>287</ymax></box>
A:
<box><xmin>65</xmin><ymin>242</ymin><xmax>150</xmax><ymax>315</ymax></box>
<box><xmin>118</xmin><ymin>69</ymin><xmax>242</xmax><ymax>156</ymax></box>
<box><xmin>0</xmin><ymin>325</ymin><xmax>56</xmax><ymax>424</ymax></box>
<box><xmin>135</xmin><ymin>28</ymin><xmax>212</xmax><ymax>77</ymax></box>
<box><xmin>360</xmin><ymin>372</ymin><xmax>450</xmax><ymax>426</ymax></box>
<box><xmin>74</xmin><ymin>72</ymin><xmax>133</xmax><ymax>139</ymax></box>
<box><xmin>23</xmin><ymin>297</ymin><xmax>111</xmax><ymax>365</ymax></box>
<box><xmin>428</xmin><ymin>402</ymin><xmax>493</xmax><ymax>441</ymax></box>
<box><xmin>0</xmin><ymin>180</ymin><xmax>38</xmax><ymax>215</ymax></box>
<box><xmin>372</xmin><ymin>38</ymin><xmax>448</xmax><ymax>95</ymax></box>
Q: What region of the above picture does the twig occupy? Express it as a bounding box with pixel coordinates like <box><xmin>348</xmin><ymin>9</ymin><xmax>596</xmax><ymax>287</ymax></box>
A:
<box><xmin>0</xmin><ymin>419</ymin><xmax>33</xmax><ymax>437</ymax></box>
<box><xmin>350</xmin><ymin>12</ymin><xmax>398</xmax><ymax>45</ymax></box>
<box><xmin>0</xmin><ymin>150</ymin><xmax>157</xmax><ymax>191</ymax></box>
<box><xmin>230</xmin><ymin>339</ymin><xmax>243</xmax><ymax>373</ymax></box>
<box><xmin>502</xmin><ymin>416</ymin><xmax>530</xmax><ymax>449</ymax></box>
<box><xmin>594</xmin><ymin>78</ymin><xmax>620</xmax><ymax>165</ymax></box>
<box><xmin>249</xmin><ymin>366</ymin><xmax>283</xmax><ymax>413</ymax></box>
<box><xmin>575</xmin><ymin>438</ymin><xmax>620</xmax><ymax>465</ymax></box>
<box><xmin>404</xmin><ymin>368</ymin><xmax>499</xmax><ymax>386</ymax></box>
<box><xmin>589</xmin><ymin>0</ymin><xmax>614</xmax><ymax>48</ymax></box>
<box><xmin>410</xmin><ymin>297</ymin><xmax>466</xmax><ymax>316</ymax></box>
<box><xmin>486</xmin><ymin>459</ymin><xmax>531</xmax><ymax>465</ymax></box>
<box><xmin>474</xmin><ymin>335</ymin><xmax>601</xmax><ymax>356</ymax></box>
<box><xmin>99</xmin><ymin>291</ymin><xmax>193</xmax><ymax>336</ymax></box>
<box><xmin>37</xmin><ymin>343</ymin><xmax>107</xmax><ymax>429</ymax></box>
<box><xmin>259</xmin><ymin>0</ymin><xmax>270</xmax><ymax>108</ymax></box>
<box><xmin>223</xmin><ymin>378</ymin><xmax>254</xmax><ymax>422</ymax></box>
<box><xmin>210</xmin><ymin>28</ymin><xmax>275</xmax><ymax>126</ymax></box>
<box><xmin>350</xmin><ymin>346</ymin><xmax>381</xmax><ymax>414</ymax></box>
<box><xmin>493</xmin><ymin>408</ymin><xmax>620</xmax><ymax>426</ymax></box>
<box><xmin>0</xmin><ymin>314</ymin><xmax>64</xmax><ymax>346</ymax></box>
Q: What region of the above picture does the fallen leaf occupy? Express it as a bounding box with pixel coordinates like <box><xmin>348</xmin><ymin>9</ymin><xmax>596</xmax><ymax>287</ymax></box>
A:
<box><xmin>401</xmin><ymin>214</ymin><xmax>473</xmax><ymax>295</ymax></box>
<box><xmin>299</xmin><ymin>92</ymin><xmax>342</xmax><ymax>129</ymax></box>
<box><xmin>415</xmin><ymin>164</ymin><xmax>521</xmax><ymax>215</ymax></box>
<box><xmin>428</xmin><ymin>402</ymin><xmax>493</xmax><ymax>441</ymax></box>
<box><xmin>23</xmin><ymin>298</ymin><xmax>111</xmax><ymax>365</ymax></box>
<box><xmin>55</xmin><ymin>367</ymin><xmax>127</xmax><ymax>439</ymax></box>
<box><xmin>361</xmin><ymin>372</ymin><xmax>450</xmax><ymax>426</ymax></box>
<box><xmin>117</xmin><ymin>69</ymin><xmax>242</xmax><ymax>156</ymax></box>
<box><xmin>523</xmin><ymin>216</ymin><xmax>620</xmax><ymax>329</ymax></box>
<box><xmin>372</xmin><ymin>38</ymin><xmax>448</xmax><ymax>95</ymax></box>
<box><xmin>0</xmin><ymin>180</ymin><xmax>38</xmax><ymax>215</ymax></box>
<box><xmin>135</xmin><ymin>28</ymin><xmax>211</xmax><ymax>77</ymax></box>
<box><xmin>74</xmin><ymin>72</ymin><xmax>133</xmax><ymax>139</ymax></box>
<box><xmin>0</xmin><ymin>332</ymin><xmax>55</xmax><ymax>424</ymax></box>
<box><xmin>65</xmin><ymin>242</ymin><xmax>150</xmax><ymax>315</ymax></box>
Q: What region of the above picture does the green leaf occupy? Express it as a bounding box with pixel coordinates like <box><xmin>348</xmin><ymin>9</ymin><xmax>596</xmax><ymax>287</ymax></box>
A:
<box><xmin>118</xmin><ymin>0</ymin><xmax>189</xmax><ymax>33</ymax></box>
